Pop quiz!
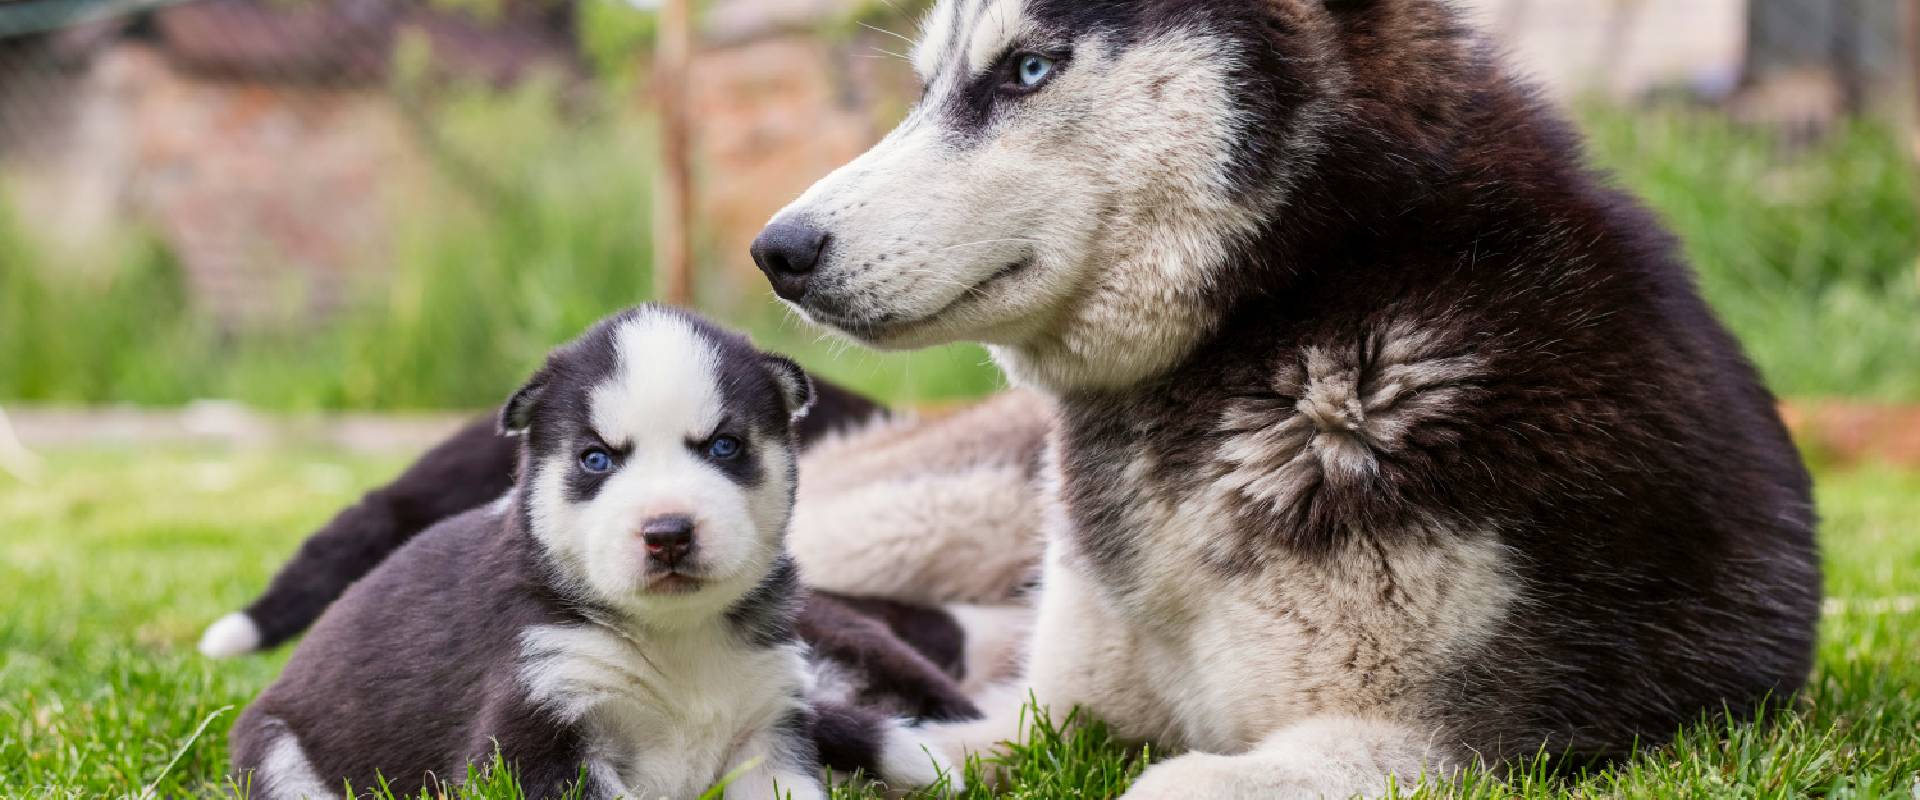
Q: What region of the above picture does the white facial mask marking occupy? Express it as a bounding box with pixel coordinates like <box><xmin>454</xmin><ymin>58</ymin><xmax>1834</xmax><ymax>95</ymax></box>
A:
<box><xmin>966</xmin><ymin>0</ymin><xmax>1030</xmax><ymax>78</ymax></box>
<box><xmin>912</xmin><ymin>0</ymin><xmax>963</xmax><ymax>80</ymax></box>
<box><xmin>768</xmin><ymin>19</ymin><xmax>1272</xmax><ymax>391</ymax></box>
<box><xmin>527</xmin><ymin>314</ymin><xmax>793</xmax><ymax>623</ymax></box>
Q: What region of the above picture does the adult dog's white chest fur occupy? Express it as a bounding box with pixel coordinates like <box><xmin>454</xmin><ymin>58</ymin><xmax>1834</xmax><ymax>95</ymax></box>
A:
<box><xmin>518</xmin><ymin>623</ymin><xmax>808</xmax><ymax>798</ymax></box>
<box><xmin>1026</xmin><ymin>436</ymin><xmax>1517</xmax><ymax>757</ymax></box>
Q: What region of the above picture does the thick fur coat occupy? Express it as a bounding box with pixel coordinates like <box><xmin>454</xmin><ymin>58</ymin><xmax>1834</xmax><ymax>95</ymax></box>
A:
<box><xmin>217</xmin><ymin>1</ymin><xmax>1820</xmax><ymax>796</ymax></box>
<box><xmin>749</xmin><ymin>0</ymin><xmax>1820</xmax><ymax>795</ymax></box>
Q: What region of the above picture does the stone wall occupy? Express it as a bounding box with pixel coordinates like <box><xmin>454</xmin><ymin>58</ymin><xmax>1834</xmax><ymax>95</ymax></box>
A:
<box><xmin>1</xmin><ymin>42</ymin><xmax>419</xmax><ymax>326</ymax></box>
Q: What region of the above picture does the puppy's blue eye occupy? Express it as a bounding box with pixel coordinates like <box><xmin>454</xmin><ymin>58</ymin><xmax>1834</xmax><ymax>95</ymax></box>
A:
<box><xmin>579</xmin><ymin>448</ymin><xmax>614</xmax><ymax>474</ymax></box>
<box><xmin>706</xmin><ymin>435</ymin><xmax>743</xmax><ymax>460</ymax></box>
<box><xmin>1014</xmin><ymin>53</ymin><xmax>1054</xmax><ymax>88</ymax></box>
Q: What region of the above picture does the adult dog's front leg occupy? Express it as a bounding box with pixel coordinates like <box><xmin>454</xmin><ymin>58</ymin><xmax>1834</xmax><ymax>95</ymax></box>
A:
<box><xmin>921</xmin><ymin>543</ymin><xmax>1169</xmax><ymax>776</ymax></box>
<box><xmin>1122</xmin><ymin>717</ymin><xmax>1459</xmax><ymax>800</ymax></box>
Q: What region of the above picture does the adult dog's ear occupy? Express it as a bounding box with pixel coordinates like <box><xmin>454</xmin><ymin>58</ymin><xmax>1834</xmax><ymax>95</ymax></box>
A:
<box><xmin>763</xmin><ymin>356</ymin><xmax>815</xmax><ymax>421</ymax></box>
<box><xmin>500</xmin><ymin>372</ymin><xmax>549</xmax><ymax>436</ymax></box>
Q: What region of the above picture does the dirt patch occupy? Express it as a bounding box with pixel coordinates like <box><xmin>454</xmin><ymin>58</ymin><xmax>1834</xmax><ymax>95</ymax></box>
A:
<box><xmin>1781</xmin><ymin>401</ymin><xmax>1920</xmax><ymax>469</ymax></box>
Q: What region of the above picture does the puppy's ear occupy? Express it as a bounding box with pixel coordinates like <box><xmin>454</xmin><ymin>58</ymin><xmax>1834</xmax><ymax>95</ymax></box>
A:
<box><xmin>500</xmin><ymin>372</ymin><xmax>549</xmax><ymax>436</ymax></box>
<box><xmin>762</xmin><ymin>356</ymin><xmax>815</xmax><ymax>421</ymax></box>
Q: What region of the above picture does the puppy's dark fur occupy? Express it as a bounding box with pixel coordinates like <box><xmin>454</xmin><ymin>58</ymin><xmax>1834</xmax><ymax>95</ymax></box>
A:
<box><xmin>229</xmin><ymin>308</ymin><xmax>949</xmax><ymax>798</ymax></box>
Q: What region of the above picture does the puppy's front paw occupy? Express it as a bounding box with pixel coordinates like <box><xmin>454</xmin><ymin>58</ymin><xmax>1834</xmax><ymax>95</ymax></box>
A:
<box><xmin>878</xmin><ymin>720</ymin><xmax>966</xmax><ymax>793</ymax></box>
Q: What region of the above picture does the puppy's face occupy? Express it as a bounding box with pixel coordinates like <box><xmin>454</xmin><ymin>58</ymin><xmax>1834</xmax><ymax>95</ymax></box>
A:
<box><xmin>506</xmin><ymin>308</ymin><xmax>812</xmax><ymax>623</ymax></box>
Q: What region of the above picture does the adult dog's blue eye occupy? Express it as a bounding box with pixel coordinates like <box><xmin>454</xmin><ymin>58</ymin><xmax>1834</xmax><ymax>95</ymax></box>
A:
<box><xmin>706</xmin><ymin>435</ymin><xmax>743</xmax><ymax>460</ymax></box>
<box><xmin>579</xmin><ymin>448</ymin><xmax>614</xmax><ymax>474</ymax></box>
<box><xmin>1014</xmin><ymin>53</ymin><xmax>1053</xmax><ymax>88</ymax></box>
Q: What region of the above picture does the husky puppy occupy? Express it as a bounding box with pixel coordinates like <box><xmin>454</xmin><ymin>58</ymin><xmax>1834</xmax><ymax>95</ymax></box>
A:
<box><xmin>747</xmin><ymin>0</ymin><xmax>1821</xmax><ymax>797</ymax></box>
<box><xmin>200</xmin><ymin>378</ymin><xmax>888</xmax><ymax>657</ymax></box>
<box><xmin>229</xmin><ymin>306</ymin><xmax>954</xmax><ymax>800</ymax></box>
<box><xmin>196</xmin><ymin>349</ymin><xmax>1032</xmax><ymax>702</ymax></box>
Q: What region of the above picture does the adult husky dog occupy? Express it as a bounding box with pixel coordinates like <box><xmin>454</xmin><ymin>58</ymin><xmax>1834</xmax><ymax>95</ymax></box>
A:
<box><xmin>746</xmin><ymin>0</ymin><xmax>1820</xmax><ymax>795</ymax></box>
<box><xmin>215</xmin><ymin>0</ymin><xmax>1819</xmax><ymax>795</ymax></box>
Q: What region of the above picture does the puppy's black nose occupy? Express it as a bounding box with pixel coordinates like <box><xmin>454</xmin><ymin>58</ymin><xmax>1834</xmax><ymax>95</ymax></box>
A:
<box><xmin>751</xmin><ymin>219</ymin><xmax>829</xmax><ymax>301</ymax></box>
<box><xmin>641</xmin><ymin>514</ymin><xmax>696</xmax><ymax>567</ymax></box>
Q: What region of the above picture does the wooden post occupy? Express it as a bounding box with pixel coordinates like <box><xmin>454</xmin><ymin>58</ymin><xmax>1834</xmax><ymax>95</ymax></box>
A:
<box><xmin>1909</xmin><ymin>0</ymin><xmax>1920</xmax><ymax>280</ymax></box>
<box><xmin>653</xmin><ymin>0</ymin><xmax>695</xmax><ymax>307</ymax></box>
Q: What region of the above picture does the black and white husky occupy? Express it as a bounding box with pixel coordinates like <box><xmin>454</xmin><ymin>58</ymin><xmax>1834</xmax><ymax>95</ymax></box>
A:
<box><xmin>212</xmin><ymin>2</ymin><xmax>1822</xmax><ymax>797</ymax></box>
<box><xmin>744</xmin><ymin>0</ymin><xmax>1822</xmax><ymax>797</ymax></box>
<box><xmin>229</xmin><ymin>306</ymin><xmax>954</xmax><ymax>799</ymax></box>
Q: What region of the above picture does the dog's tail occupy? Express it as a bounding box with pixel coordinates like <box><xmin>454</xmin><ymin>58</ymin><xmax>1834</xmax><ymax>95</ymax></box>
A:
<box><xmin>801</xmin><ymin>593</ymin><xmax>1032</xmax><ymax>720</ymax></box>
<box><xmin>200</xmin><ymin>415</ymin><xmax>518</xmax><ymax>657</ymax></box>
<box><xmin>199</xmin><ymin>381</ymin><xmax>890</xmax><ymax>658</ymax></box>
<box><xmin>810</xmin><ymin>701</ymin><xmax>965</xmax><ymax>793</ymax></box>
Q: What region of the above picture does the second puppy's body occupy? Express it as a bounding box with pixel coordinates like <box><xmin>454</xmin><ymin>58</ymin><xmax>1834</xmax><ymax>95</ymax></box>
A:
<box><xmin>232</xmin><ymin>307</ymin><xmax>951</xmax><ymax>799</ymax></box>
<box><xmin>235</xmin><ymin>503</ymin><xmax>821</xmax><ymax>800</ymax></box>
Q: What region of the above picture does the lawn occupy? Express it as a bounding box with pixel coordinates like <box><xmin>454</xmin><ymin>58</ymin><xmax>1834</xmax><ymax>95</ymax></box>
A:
<box><xmin>1</xmin><ymin>447</ymin><xmax>1917</xmax><ymax>798</ymax></box>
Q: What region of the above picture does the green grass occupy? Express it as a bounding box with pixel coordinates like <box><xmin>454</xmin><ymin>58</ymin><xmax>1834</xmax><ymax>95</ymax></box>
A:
<box><xmin>2</xmin><ymin>449</ymin><xmax>1917</xmax><ymax>798</ymax></box>
<box><xmin>3</xmin><ymin>103</ymin><xmax>1916</xmax><ymax>409</ymax></box>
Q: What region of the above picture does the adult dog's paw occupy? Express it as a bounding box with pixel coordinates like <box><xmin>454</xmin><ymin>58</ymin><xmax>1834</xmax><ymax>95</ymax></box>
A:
<box><xmin>1122</xmin><ymin>751</ymin><xmax>1358</xmax><ymax>800</ymax></box>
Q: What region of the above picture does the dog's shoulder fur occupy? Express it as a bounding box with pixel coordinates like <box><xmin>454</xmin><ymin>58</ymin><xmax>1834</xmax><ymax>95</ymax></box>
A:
<box><xmin>1048</xmin><ymin>0</ymin><xmax>1818</xmax><ymax>761</ymax></box>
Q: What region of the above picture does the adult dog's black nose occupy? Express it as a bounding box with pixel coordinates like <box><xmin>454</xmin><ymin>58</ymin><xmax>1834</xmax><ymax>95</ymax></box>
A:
<box><xmin>641</xmin><ymin>514</ymin><xmax>696</xmax><ymax>567</ymax></box>
<box><xmin>751</xmin><ymin>219</ymin><xmax>829</xmax><ymax>301</ymax></box>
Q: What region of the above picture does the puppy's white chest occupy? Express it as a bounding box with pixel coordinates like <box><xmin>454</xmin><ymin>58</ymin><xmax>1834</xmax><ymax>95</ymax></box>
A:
<box><xmin>518</xmin><ymin>624</ymin><xmax>804</xmax><ymax>798</ymax></box>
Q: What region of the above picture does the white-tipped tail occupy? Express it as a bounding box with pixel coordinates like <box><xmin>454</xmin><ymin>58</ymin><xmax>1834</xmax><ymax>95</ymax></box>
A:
<box><xmin>198</xmin><ymin>612</ymin><xmax>262</xmax><ymax>658</ymax></box>
<box><xmin>878</xmin><ymin>719</ymin><xmax>964</xmax><ymax>792</ymax></box>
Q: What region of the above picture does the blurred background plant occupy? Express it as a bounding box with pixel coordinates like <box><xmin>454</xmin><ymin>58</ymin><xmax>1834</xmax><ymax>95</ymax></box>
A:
<box><xmin>0</xmin><ymin>0</ymin><xmax>1913</xmax><ymax>412</ymax></box>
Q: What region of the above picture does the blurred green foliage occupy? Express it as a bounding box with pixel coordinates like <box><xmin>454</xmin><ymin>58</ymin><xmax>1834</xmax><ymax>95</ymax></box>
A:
<box><xmin>1583</xmin><ymin>105</ymin><xmax>1920</xmax><ymax>401</ymax></box>
<box><xmin>0</xmin><ymin>206</ymin><xmax>218</xmax><ymax>405</ymax></box>
<box><xmin>0</xmin><ymin>77</ymin><xmax>1003</xmax><ymax>410</ymax></box>
<box><xmin>576</xmin><ymin>0</ymin><xmax>657</xmax><ymax>79</ymax></box>
<box><xmin>0</xmin><ymin>102</ymin><xmax>1914</xmax><ymax>409</ymax></box>
<box><xmin>232</xmin><ymin>77</ymin><xmax>664</xmax><ymax>411</ymax></box>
